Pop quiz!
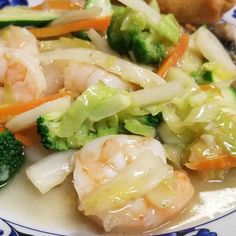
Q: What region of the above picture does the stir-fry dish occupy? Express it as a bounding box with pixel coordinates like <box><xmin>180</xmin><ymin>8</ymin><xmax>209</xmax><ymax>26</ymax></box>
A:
<box><xmin>0</xmin><ymin>0</ymin><xmax>236</xmax><ymax>233</ymax></box>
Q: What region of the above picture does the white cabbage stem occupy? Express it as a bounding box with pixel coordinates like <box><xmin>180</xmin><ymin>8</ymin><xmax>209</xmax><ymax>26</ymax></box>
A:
<box><xmin>87</xmin><ymin>29</ymin><xmax>119</xmax><ymax>56</ymax></box>
<box><xmin>50</xmin><ymin>7</ymin><xmax>102</xmax><ymax>26</ymax></box>
<box><xmin>6</xmin><ymin>96</ymin><xmax>72</xmax><ymax>132</ymax></box>
<box><xmin>26</xmin><ymin>151</ymin><xmax>76</xmax><ymax>194</ymax></box>
<box><xmin>195</xmin><ymin>27</ymin><xmax>236</xmax><ymax>75</ymax></box>
<box><xmin>118</xmin><ymin>0</ymin><xmax>161</xmax><ymax>26</ymax></box>
<box><xmin>131</xmin><ymin>80</ymin><xmax>184</xmax><ymax>107</ymax></box>
<box><xmin>40</xmin><ymin>48</ymin><xmax>166</xmax><ymax>88</ymax></box>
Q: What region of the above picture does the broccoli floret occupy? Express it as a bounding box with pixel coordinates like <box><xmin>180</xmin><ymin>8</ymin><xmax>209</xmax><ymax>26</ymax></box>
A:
<box><xmin>37</xmin><ymin>112</ymin><xmax>80</xmax><ymax>151</ymax></box>
<box><xmin>0</xmin><ymin>129</ymin><xmax>25</xmax><ymax>187</ymax></box>
<box><xmin>107</xmin><ymin>7</ymin><xmax>166</xmax><ymax>65</ymax></box>
<box><xmin>107</xmin><ymin>7</ymin><xmax>131</xmax><ymax>54</ymax></box>
<box><xmin>191</xmin><ymin>70</ymin><xmax>213</xmax><ymax>85</ymax></box>
<box><xmin>139</xmin><ymin>113</ymin><xmax>163</xmax><ymax>127</ymax></box>
<box><xmin>37</xmin><ymin>113</ymin><xmax>68</xmax><ymax>151</ymax></box>
<box><xmin>133</xmin><ymin>32</ymin><xmax>166</xmax><ymax>65</ymax></box>
<box><xmin>107</xmin><ymin>5</ymin><xmax>179</xmax><ymax>65</ymax></box>
<box><xmin>37</xmin><ymin>112</ymin><xmax>118</xmax><ymax>151</ymax></box>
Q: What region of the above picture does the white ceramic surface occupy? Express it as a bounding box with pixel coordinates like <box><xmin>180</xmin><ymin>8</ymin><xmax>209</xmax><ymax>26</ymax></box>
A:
<box><xmin>0</xmin><ymin>1</ymin><xmax>236</xmax><ymax>236</ymax></box>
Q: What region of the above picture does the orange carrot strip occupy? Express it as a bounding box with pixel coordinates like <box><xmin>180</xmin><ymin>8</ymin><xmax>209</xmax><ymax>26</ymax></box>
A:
<box><xmin>199</xmin><ymin>84</ymin><xmax>221</xmax><ymax>95</ymax></box>
<box><xmin>28</xmin><ymin>16</ymin><xmax>111</xmax><ymax>39</ymax></box>
<box><xmin>15</xmin><ymin>133</ymin><xmax>33</xmax><ymax>146</ymax></box>
<box><xmin>33</xmin><ymin>0</ymin><xmax>82</xmax><ymax>10</ymax></box>
<box><xmin>0</xmin><ymin>126</ymin><xmax>32</xmax><ymax>146</ymax></box>
<box><xmin>0</xmin><ymin>91</ymin><xmax>70</xmax><ymax>117</ymax></box>
<box><xmin>157</xmin><ymin>33</ymin><xmax>190</xmax><ymax>78</ymax></box>
<box><xmin>185</xmin><ymin>155</ymin><xmax>236</xmax><ymax>171</ymax></box>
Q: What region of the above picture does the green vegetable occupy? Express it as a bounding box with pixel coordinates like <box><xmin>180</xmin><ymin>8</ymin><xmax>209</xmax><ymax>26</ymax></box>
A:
<box><xmin>0</xmin><ymin>7</ymin><xmax>58</xmax><ymax>28</ymax></box>
<box><xmin>205</xmin><ymin>112</ymin><xmax>236</xmax><ymax>156</ymax></box>
<box><xmin>123</xmin><ymin>113</ymin><xmax>162</xmax><ymax>137</ymax></box>
<box><xmin>37</xmin><ymin>112</ymin><xmax>118</xmax><ymax>151</ymax></box>
<box><xmin>185</xmin><ymin>134</ymin><xmax>228</xmax><ymax>181</ymax></box>
<box><xmin>37</xmin><ymin>83</ymin><xmax>122</xmax><ymax>151</ymax></box>
<box><xmin>37</xmin><ymin>83</ymin><xmax>164</xmax><ymax>151</ymax></box>
<box><xmin>84</xmin><ymin>0</ymin><xmax>112</xmax><ymax>16</ymax></box>
<box><xmin>132</xmin><ymin>31</ymin><xmax>166</xmax><ymax>65</ymax></box>
<box><xmin>192</xmin><ymin>70</ymin><xmax>213</xmax><ymax>85</ymax></box>
<box><xmin>0</xmin><ymin>129</ymin><xmax>25</xmax><ymax>188</ymax></box>
<box><xmin>107</xmin><ymin>4</ymin><xmax>180</xmax><ymax>65</ymax></box>
<box><xmin>72</xmin><ymin>31</ymin><xmax>91</xmax><ymax>41</ymax></box>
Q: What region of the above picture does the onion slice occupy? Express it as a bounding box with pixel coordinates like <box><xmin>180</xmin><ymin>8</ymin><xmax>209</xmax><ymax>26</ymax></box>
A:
<box><xmin>118</xmin><ymin>0</ymin><xmax>161</xmax><ymax>26</ymax></box>
<box><xmin>40</xmin><ymin>48</ymin><xmax>166</xmax><ymax>88</ymax></box>
<box><xmin>50</xmin><ymin>7</ymin><xmax>102</xmax><ymax>26</ymax></box>
<box><xmin>26</xmin><ymin>151</ymin><xmax>76</xmax><ymax>194</ymax></box>
<box><xmin>6</xmin><ymin>96</ymin><xmax>72</xmax><ymax>132</ymax></box>
<box><xmin>131</xmin><ymin>80</ymin><xmax>184</xmax><ymax>107</ymax></box>
<box><xmin>87</xmin><ymin>29</ymin><xmax>119</xmax><ymax>56</ymax></box>
<box><xmin>195</xmin><ymin>27</ymin><xmax>236</xmax><ymax>74</ymax></box>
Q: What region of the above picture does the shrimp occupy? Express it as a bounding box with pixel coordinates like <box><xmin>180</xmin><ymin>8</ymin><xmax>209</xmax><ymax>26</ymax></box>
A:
<box><xmin>43</xmin><ymin>62</ymin><xmax>135</xmax><ymax>97</ymax></box>
<box><xmin>0</xmin><ymin>26</ymin><xmax>47</xmax><ymax>103</ymax></box>
<box><xmin>73</xmin><ymin>135</ymin><xmax>195</xmax><ymax>232</ymax></box>
<box><xmin>64</xmin><ymin>63</ymin><xmax>134</xmax><ymax>96</ymax></box>
<box><xmin>0</xmin><ymin>26</ymin><xmax>39</xmax><ymax>56</ymax></box>
<box><xmin>0</xmin><ymin>48</ymin><xmax>46</xmax><ymax>103</ymax></box>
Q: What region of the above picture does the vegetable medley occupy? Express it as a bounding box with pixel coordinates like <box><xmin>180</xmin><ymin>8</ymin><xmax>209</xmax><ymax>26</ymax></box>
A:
<box><xmin>0</xmin><ymin>0</ymin><xmax>236</xmax><ymax>233</ymax></box>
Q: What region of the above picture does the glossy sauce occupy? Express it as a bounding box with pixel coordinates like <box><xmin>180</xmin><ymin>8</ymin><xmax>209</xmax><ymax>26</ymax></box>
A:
<box><xmin>0</xmin><ymin>145</ymin><xmax>236</xmax><ymax>235</ymax></box>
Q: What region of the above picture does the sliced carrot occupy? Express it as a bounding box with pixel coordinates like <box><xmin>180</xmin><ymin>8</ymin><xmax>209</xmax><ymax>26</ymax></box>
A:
<box><xmin>157</xmin><ymin>33</ymin><xmax>190</xmax><ymax>78</ymax></box>
<box><xmin>0</xmin><ymin>126</ymin><xmax>32</xmax><ymax>146</ymax></box>
<box><xmin>33</xmin><ymin>0</ymin><xmax>82</xmax><ymax>10</ymax></box>
<box><xmin>28</xmin><ymin>16</ymin><xmax>111</xmax><ymax>39</ymax></box>
<box><xmin>199</xmin><ymin>84</ymin><xmax>221</xmax><ymax>95</ymax></box>
<box><xmin>0</xmin><ymin>91</ymin><xmax>71</xmax><ymax>117</ymax></box>
<box><xmin>185</xmin><ymin>155</ymin><xmax>236</xmax><ymax>171</ymax></box>
<box><xmin>15</xmin><ymin>133</ymin><xmax>33</xmax><ymax>146</ymax></box>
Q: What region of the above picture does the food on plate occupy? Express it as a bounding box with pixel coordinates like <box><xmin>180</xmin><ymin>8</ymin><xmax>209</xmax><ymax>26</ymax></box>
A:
<box><xmin>73</xmin><ymin>135</ymin><xmax>194</xmax><ymax>232</ymax></box>
<box><xmin>0</xmin><ymin>0</ymin><xmax>235</xmax><ymax>234</ymax></box>
<box><xmin>157</xmin><ymin>0</ymin><xmax>236</xmax><ymax>24</ymax></box>
<box><xmin>0</xmin><ymin>128</ymin><xmax>25</xmax><ymax>187</ymax></box>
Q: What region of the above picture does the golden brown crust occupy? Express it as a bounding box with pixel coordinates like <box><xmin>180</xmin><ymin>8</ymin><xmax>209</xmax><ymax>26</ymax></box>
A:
<box><xmin>157</xmin><ymin>0</ymin><xmax>236</xmax><ymax>24</ymax></box>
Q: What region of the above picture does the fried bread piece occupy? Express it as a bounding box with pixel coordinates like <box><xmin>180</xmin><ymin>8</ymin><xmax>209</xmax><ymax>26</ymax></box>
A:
<box><xmin>157</xmin><ymin>0</ymin><xmax>236</xmax><ymax>24</ymax></box>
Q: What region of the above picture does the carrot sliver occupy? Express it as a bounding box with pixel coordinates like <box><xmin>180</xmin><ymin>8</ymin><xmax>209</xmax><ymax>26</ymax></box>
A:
<box><xmin>15</xmin><ymin>133</ymin><xmax>33</xmax><ymax>146</ymax></box>
<box><xmin>157</xmin><ymin>33</ymin><xmax>190</xmax><ymax>78</ymax></box>
<box><xmin>33</xmin><ymin>0</ymin><xmax>82</xmax><ymax>10</ymax></box>
<box><xmin>0</xmin><ymin>126</ymin><xmax>32</xmax><ymax>146</ymax></box>
<box><xmin>185</xmin><ymin>155</ymin><xmax>236</xmax><ymax>171</ymax></box>
<box><xmin>28</xmin><ymin>16</ymin><xmax>111</xmax><ymax>39</ymax></box>
<box><xmin>199</xmin><ymin>84</ymin><xmax>221</xmax><ymax>95</ymax></box>
<box><xmin>0</xmin><ymin>91</ymin><xmax>70</xmax><ymax>117</ymax></box>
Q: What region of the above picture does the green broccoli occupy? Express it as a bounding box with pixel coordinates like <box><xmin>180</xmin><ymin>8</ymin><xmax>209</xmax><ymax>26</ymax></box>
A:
<box><xmin>37</xmin><ymin>83</ymin><xmax>164</xmax><ymax>151</ymax></box>
<box><xmin>37</xmin><ymin>112</ymin><xmax>163</xmax><ymax>150</ymax></box>
<box><xmin>132</xmin><ymin>32</ymin><xmax>166</xmax><ymax>65</ymax></box>
<box><xmin>107</xmin><ymin>4</ymin><xmax>180</xmax><ymax>65</ymax></box>
<box><xmin>138</xmin><ymin>113</ymin><xmax>163</xmax><ymax>127</ymax></box>
<box><xmin>0</xmin><ymin>129</ymin><xmax>25</xmax><ymax>187</ymax></box>
<box><xmin>37</xmin><ymin>112</ymin><xmax>118</xmax><ymax>151</ymax></box>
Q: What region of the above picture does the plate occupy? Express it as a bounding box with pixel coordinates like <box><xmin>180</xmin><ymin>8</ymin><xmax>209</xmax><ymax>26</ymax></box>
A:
<box><xmin>0</xmin><ymin>1</ymin><xmax>236</xmax><ymax>236</ymax></box>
